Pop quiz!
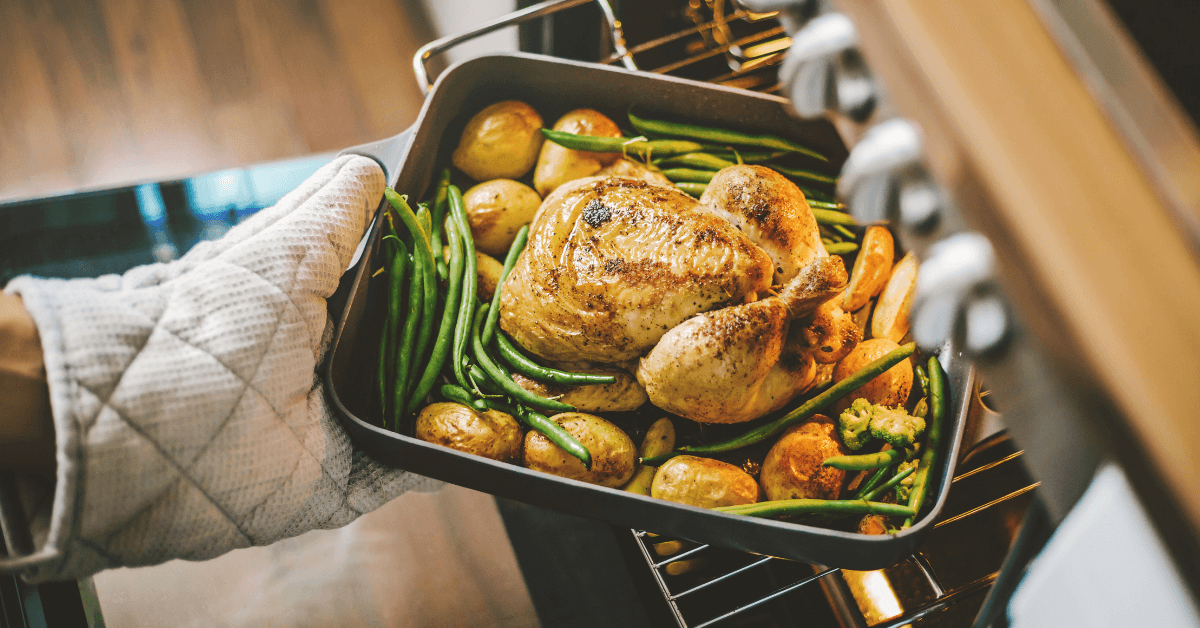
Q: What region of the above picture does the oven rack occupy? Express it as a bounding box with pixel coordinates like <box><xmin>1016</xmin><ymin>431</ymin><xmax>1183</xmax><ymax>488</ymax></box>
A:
<box><xmin>630</xmin><ymin>442</ymin><xmax>1038</xmax><ymax>628</ymax></box>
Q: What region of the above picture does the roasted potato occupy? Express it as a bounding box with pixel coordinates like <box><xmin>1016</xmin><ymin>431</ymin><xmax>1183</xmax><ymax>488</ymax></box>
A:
<box><xmin>533</xmin><ymin>109</ymin><xmax>622</xmax><ymax>197</ymax></box>
<box><xmin>463</xmin><ymin>179</ymin><xmax>542</xmax><ymax>257</ymax></box>
<box><xmin>451</xmin><ymin>100</ymin><xmax>544</xmax><ymax>181</ymax></box>
<box><xmin>759</xmin><ymin>415</ymin><xmax>848</xmax><ymax>501</ymax></box>
<box><xmin>651</xmin><ymin>455</ymin><xmax>760</xmax><ymax>508</ymax></box>
<box><xmin>623</xmin><ymin>417</ymin><xmax>676</xmax><ymax>495</ymax></box>
<box><xmin>832</xmin><ymin>338</ymin><xmax>914</xmax><ymax>413</ymax></box>
<box><xmin>799</xmin><ymin>298</ymin><xmax>862</xmax><ymax>365</ymax></box>
<box><xmin>871</xmin><ymin>251</ymin><xmax>918</xmax><ymax>343</ymax></box>
<box><xmin>415</xmin><ymin>402</ymin><xmax>523</xmax><ymax>463</ymax></box>
<box><xmin>475</xmin><ymin>249</ymin><xmax>505</xmax><ymax>301</ymax></box>
<box><xmin>511</xmin><ymin>365</ymin><xmax>647</xmax><ymax>413</ymax></box>
<box><xmin>523</xmin><ymin>412</ymin><xmax>636</xmax><ymax>487</ymax></box>
<box><xmin>842</xmin><ymin>226</ymin><xmax>895</xmax><ymax>312</ymax></box>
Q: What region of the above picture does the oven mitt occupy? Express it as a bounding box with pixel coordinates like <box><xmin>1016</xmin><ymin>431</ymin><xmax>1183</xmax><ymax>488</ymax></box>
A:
<box><xmin>2</xmin><ymin>154</ymin><xmax>441</xmax><ymax>582</ymax></box>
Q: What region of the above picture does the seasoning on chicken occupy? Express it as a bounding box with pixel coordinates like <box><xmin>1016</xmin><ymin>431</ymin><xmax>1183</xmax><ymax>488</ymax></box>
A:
<box><xmin>499</xmin><ymin>176</ymin><xmax>773</xmax><ymax>363</ymax></box>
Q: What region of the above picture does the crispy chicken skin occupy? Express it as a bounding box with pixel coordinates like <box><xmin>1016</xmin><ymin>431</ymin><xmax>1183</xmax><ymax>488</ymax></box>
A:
<box><xmin>499</xmin><ymin>176</ymin><xmax>773</xmax><ymax>362</ymax></box>
<box><xmin>699</xmin><ymin>165</ymin><xmax>828</xmax><ymax>284</ymax></box>
<box><xmin>636</xmin><ymin>256</ymin><xmax>848</xmax><ymax>424</ymax></box>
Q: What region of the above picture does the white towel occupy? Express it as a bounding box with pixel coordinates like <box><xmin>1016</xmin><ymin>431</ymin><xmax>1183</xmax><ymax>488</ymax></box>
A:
<box><xmin>3</xmin><ymin>155</ymin><xmax>440</xmax><ymax>582</ymax></box>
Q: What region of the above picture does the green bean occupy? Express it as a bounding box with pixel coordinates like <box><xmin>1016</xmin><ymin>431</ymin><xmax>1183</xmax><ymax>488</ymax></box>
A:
<box><xmin>467</xmin><ymin>364</ymin><xmax>505</xmax><ymax>396</ymax></box>
<box><xmin>483</xmin><ymin>399</ymin><xmax>592</xmax><ymax>469</ymax></box>
<box><xmin>662</xmin><ymin>168</ymin><xmax>715</xmax><ymax>184</ymax></box>
<box><xmin>431</xmin><ymin>170</ymin><xmax>452</xmax><ymax>281</ymax></box>
<box><xmin>496</xmin><ymin>333</ymin><xmax>616</xmax><ymax>386</ymax></box>
<box><xmin>540</xmin><ymin>129</ymin><xmax>703</xmax><ymax>158</ymax></box>
<box><xmin>384</xmin><ymin>191</ymin><xmax>437</xmax><ymax>401</ymax></box>
<box><xmin>628</xmin><ymin>109</ymin><xmax>827</xmax><ymax>162</ymax></box>
<box><xmin>470</xmin><ymin>303</ymin><xmax>575</xmax><ymax>414</ymax></box>
<box><xmin>642</xmin><ymin>342</ymin><xmax>916</xmax><ymax>465</ymax></box>
<box><xmin>715</xmin><ymin>499</ymin><xmax>915</xmax><ymax>519</ymax></box>
<box><xmin>676</xmin><ymin>182</ymin><xmax>707</xmax><ymax>198</ymax></box>
<box><xmin>380</xmin><ymin>237</ymin><xmax>409</xmax><ymax>431</ymax></box>
<box><xmin>853</xmin><ymin>465</ymin><xmax>894</xmax><ymax>500</ymax></box>
<box><xmin>905</xmin><ymin>356</ymin><xmax>948</xmax><ymax>528</ymax></box>
<box><xmin>812</xmin><ymin>208</ymin><xmax>857</xmax><ymax>226</ymax></box>
<box><xmin>798</xmin><ymin>185</ymin><xmax>835</xmax><ymax>203</ymax></box>
<box><xmin>393</xmin><ymin>239</ymin><xmax>423</xmax><ymax>430</ymax></box>
<box><xmin>823</xmin><ymin>448</ymin><xmax>905</xmax><ymax>471</ymax></box>
<box><xmin>826</xmin><ymin>242</ymin><xmax>859</xmax><ymax>255</ymax></box>
<box><xmin>447</xmin><ymin>185</ymin><xmax>477</xmax><ymax>391</ymax></box>
<box><xmin>440</xmin><ymin>384</ymin><xmax>488</xmax><ymax>412</ymax></box>
<box><xmin>703</xmin><ymin>149</ymin><xmax>789</xmax><ymax>164</ymax></box>
<box><xmin>915</xmin><ymin>363</ymin><xmax>930</xmax><ymax>399</ymax></box>
<box><xmin>807</xmin><ymin>199</ymin><xmax>844</xmax><ymax>210</ymax></box>
<box><xmin>656</xmin><ymin>153</ymin><xmax>734</xmax><ymax>171</ymax></box>
<box><xmin>406</xmin><ymin>217</ymin><xmax>467</xmax><ymax>415</ymax></box>
<box><xmin>410</xmin><ymin>204</ymin><xmax>437</xmax><ymax>385</ymax></box>
<box><xmin>482</xmin><ymin>225</ymin><xmax>528</xmax><ymax>347</ymax></box>
<box><xmin>376</xmin><ymin>236</ymin><xmax>404</xmax><ymax>422</ymax></box>
<box><xmin>765</xmin><ymin>163</ymin><xmax>837</xmax><ymax>184</ymax></box>
<box><xmin>860</xmin><ymin>465</ymin><xmax>918</xmax><ymax>502</ymax></box>
<box><xmin>832</xmin><ymin>224</ymin><xmax>856</xmax><ymax>241</ymax></box>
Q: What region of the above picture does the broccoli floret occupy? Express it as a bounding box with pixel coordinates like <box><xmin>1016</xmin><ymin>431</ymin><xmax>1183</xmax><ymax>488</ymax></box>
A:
<box><xmin>868</xmin><ymin>405</ymin><xmax>925</xmax><ymax>448</ymax></box>
<box><xmin>838</xmin><ymin>398</ymin><xmax>877</xmax><ymax>450</ymax></box>
<box><xmin>894</xmin><ymin>459</ymin><xmax>919</xmax><ymax>502</ymax></box>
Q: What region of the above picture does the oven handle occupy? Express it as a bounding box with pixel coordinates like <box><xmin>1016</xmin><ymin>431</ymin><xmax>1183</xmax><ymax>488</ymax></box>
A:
<box><xmin>412</xmin><ymin>0</ymin><xmax>637</xmax><ymax>94</ymax></box>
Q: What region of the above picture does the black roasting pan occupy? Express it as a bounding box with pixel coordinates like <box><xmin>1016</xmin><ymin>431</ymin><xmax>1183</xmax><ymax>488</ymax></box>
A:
<box><xmin>325</xmin><ymin>53</ymin><xmax>972</xmax><ymax>570</ymax></box>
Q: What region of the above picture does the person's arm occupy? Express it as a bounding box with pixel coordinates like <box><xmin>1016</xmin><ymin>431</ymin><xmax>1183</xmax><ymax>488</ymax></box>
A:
<box><xmin>0</xmin><ymin>293</ymin><xmax>55</xmax><ymax>474</ymax></box>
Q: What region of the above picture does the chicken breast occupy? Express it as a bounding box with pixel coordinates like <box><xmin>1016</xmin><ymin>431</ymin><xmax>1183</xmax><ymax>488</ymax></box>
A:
<box><xmin>637</xmin><ymin>256</ymin><xmax>848</xmax><ymax>423</ymax></box>
<box><xmin>500</xmin><ymin>176</ymin><xmax>773</xmax><ymax>362</ymax></box>
<box><xmin>700</xmin><ymin>165</ymin><xmax>827</xmax><ymax>284</ymax></box>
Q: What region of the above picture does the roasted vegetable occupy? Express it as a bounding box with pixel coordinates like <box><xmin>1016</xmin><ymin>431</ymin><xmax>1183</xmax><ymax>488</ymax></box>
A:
<box><xmin>894</xmin><ymin>459</ymin><xmax>919</xmax><ymax>503</ymax></box>
<box><xmin>838</xmin><ymin>398</ymin><xmax>875</xmax><ymax>451</ymax></box>
<box><xmin>842</xmin><ymin>226</ymin><xmax>894</xmax><ymax>312</ymax></box>
<box><xmin>533</xmin><ymin>109</ymin><xmax>622</xmax><ymax>196</ymax></box>
<box><xmin>415</xmin><ymin>402</ymin><xmax>522</xmax><ymax>463</ymax></box>
<box><xmin>839</xmin><ymin>398</ymin><xmax>925</xmax><ymax>449</ymax></box>
<box><xmin>868</xmin><ymin>405</ymin><xmax>925</xmax><ymax>448</ymax></box>
<box><xmin>624</xmin><ymin>417</ymin><xmax>675</xmax><ymax>495</ymax></box>
<box><xmin>523</xmin><ymin>412</ymin><xmax>636</xmax><ymax>487</ymax></box>
<box><xmin>452</xmin><ymin>101</ymin><xmax>544</xmax><ymax>181</ymax></box>
<box><xmin>651</xmin><ymin>455</ymin><xmax>760</xmax><ymax>508</ymax></box>
<box><xmin>871</xmin><ymin>251</ymin><xmax>918</xmax><ymax>343</ymax></box>
<box><xmin>760</xmin><ymin>416</ymin><xmax>848</xmax><ymax>501</ymax></box>
<box><xmin>462</xmin><ymin>179</ymin><xmax>541</xmax><ymax>257</ymax></box>
<box><xmin>832</xmin><ymin>338</ymin><xmax>914</xmax><ymax>414</ymax></box>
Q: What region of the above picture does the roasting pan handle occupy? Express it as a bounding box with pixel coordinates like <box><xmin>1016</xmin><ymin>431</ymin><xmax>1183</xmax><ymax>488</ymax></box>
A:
<box><xmin>412</xmin><ymin>0</ymin><xmax>637</xmax><ymax>94</ymax></box>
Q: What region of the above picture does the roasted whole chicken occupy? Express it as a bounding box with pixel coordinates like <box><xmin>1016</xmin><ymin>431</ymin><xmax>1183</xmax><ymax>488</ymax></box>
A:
<box><xmin>500</xmin><ymin>165</ymin><xmax>860</xmax><ymax>424</ymax></box>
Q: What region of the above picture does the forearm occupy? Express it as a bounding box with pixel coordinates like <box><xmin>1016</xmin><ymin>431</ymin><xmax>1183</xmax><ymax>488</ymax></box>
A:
<box><xmin>0</xmin><ymin>293</ymin><xmax>55</xmax><ymax>474</ymax></box>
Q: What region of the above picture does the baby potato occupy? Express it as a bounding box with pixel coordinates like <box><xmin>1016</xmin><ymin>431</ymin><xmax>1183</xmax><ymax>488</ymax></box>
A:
<box><xmin>524</xmin><ymin>413</ymin><xmax>636</xmax><ymax>487</ymax></box>
<box><xmin>415</xmin><ymin>402</ymin><xmax>523</xmax><ymax>463</ymax></box>
<box><xmin>842</xmin><ymin>226</ymin><xmax>895</xmax><ymax>312</ymax></box>
<box><xmin>475</xmin><ymin>249</ymin><xmax>505</xmax><ymax>301</ymax></box>
<box><xmin>452</xmin><ymin>100</ymin><xmax>544</xmax><ymax>181</ymax></box>
<box><xmin>832</xmin><ymin>338</ymin><xmax>913</xmax><ymax>413</ymax></box>
<box><xmin>651</xmin><ymin>456</ymin><xmax>760</xmax><ymax>508</ymax></box>
<box><xmin>533</xmin><ymin>109</ymin><xmax>623</xmax><ymax>197</ymax></box>
<box><xmin>871</xmin><ymin>251</ymin><xmax>918</xmax><ymax>343</ymax></box>
<box><xmin>759</xmin><ymin>416</ymin><xmax>848</xmax><ymax>501</ymax></box>
<box><xmin>464</xmin><ymin>179</ymin><xmax>542</xmax><ymax>257</ymax></box>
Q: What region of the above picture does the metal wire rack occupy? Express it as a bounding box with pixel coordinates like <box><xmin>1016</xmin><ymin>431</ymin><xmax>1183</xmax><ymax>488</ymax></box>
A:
<box><xmin>629</xmin><ymin>435</ymin><xmax>1038</xmax><ymax>628</ymax></box>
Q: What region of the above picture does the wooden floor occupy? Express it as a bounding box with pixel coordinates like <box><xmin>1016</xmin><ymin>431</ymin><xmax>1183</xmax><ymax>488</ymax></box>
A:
<box><xmin>0</xmin><ymin>0</ymin><xmax>435</xmax><ymax>203</ymax></box>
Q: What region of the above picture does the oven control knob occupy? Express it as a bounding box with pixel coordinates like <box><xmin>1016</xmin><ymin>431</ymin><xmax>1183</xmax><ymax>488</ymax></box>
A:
<box><xmin>778</xmin><ymin>13</ymin><xmax>876</xmax><ymax>122</ymax></box>
<box><xmin>911</xmin><ymin>232</ymin><xmax>1011</xmax><ymax>357</ymax></box>
<box><xmin>837</xmin><ymin>118</ymin><xmax>933</xmax><ymax>225</ymax></box>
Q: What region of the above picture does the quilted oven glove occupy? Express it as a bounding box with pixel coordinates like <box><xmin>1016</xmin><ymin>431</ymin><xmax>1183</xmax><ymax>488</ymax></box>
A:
<box><xmin>2</xmin><ymin>155</ymin><xmax>441</xmax><ymax>582</ymax></box>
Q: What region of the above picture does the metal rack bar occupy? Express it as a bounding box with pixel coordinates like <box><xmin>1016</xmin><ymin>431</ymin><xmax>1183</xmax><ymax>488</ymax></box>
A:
<box><xmin>691</xmin><ymin>567</ymin><xmax>842</xmax><ymax>628</ymax></box>
<box><xmin>669</xmin><ymin>556</ymin><xmax>775</xmax><ymax>600</ymax></box>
